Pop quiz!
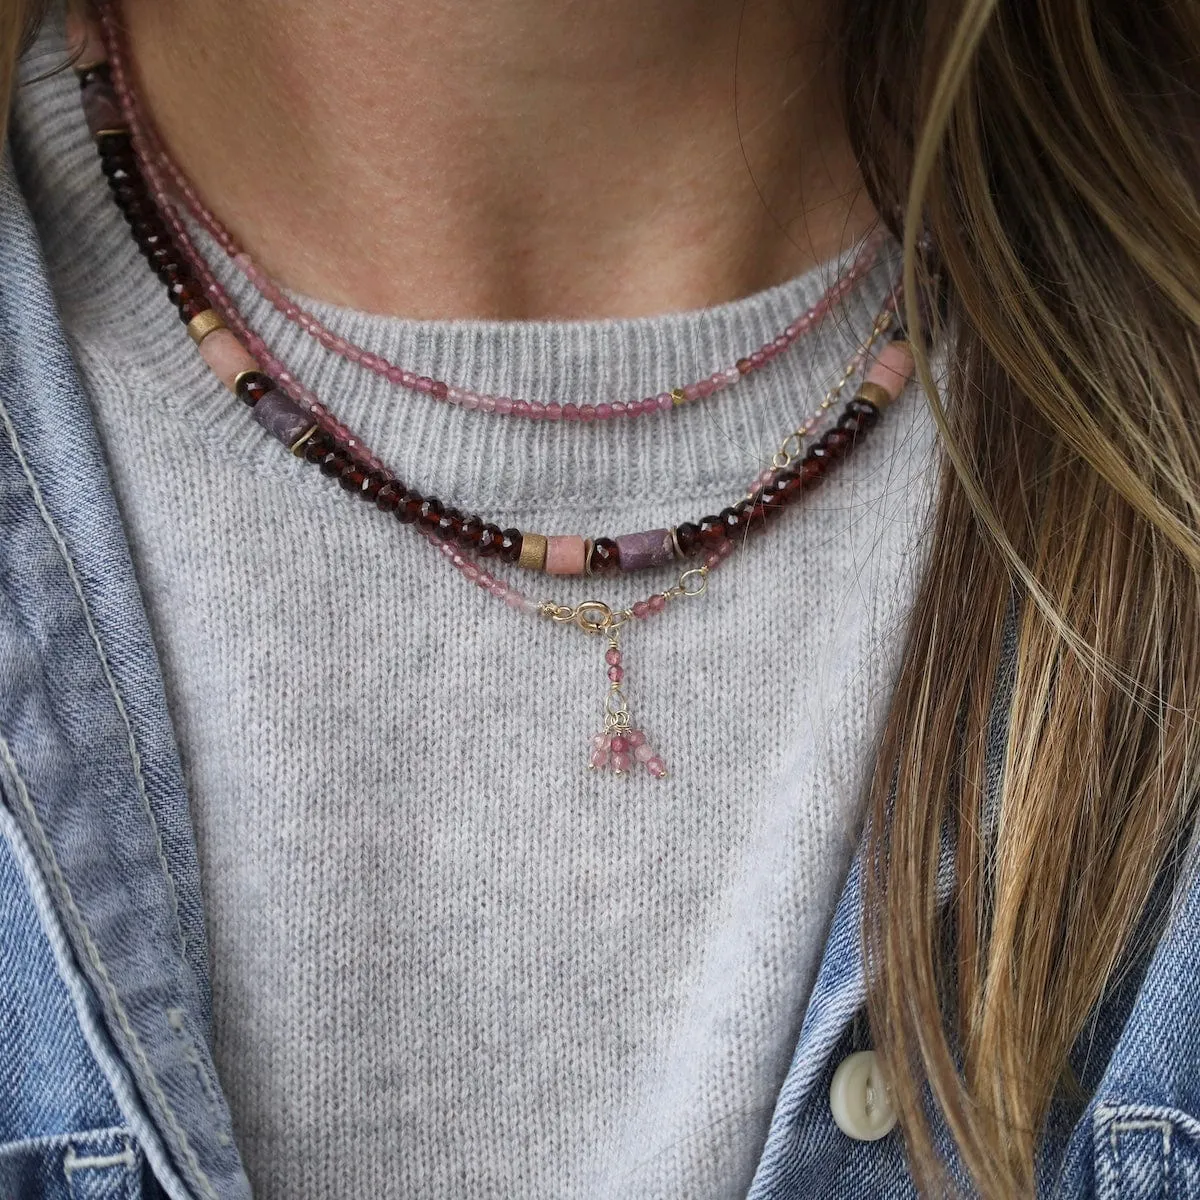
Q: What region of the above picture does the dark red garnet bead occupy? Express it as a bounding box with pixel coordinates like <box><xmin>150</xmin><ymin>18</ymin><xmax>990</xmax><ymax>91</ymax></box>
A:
<box><xmin>179</xmin><ymin>296</ymin><xmax>211</xmax><ymax>324</ymax></box>
<box><xmin>319</xmin><ymin>450</ymin><xmax>351</xmax><ymax>478</ymax></box>
<box><xmin>339</xmin><ymin>462</ymin><xmax>368</xmax><ymax>493</ymax></box>
<box><xmin>398</xmin><ymin>492</ymin><xmax>424</xmax><ymax>524</ymax></box>
<box><xmin>78</xmin><ymin>63</ymin><xmax>113</xmax><ymax>90</ymax></box>
<box><xmin>436</xmin><ymin>508</ymin><xmax>465</xmax><ymax>540</ymax></box>
<box><xmin>361</xmin><ymin>472</ymin><xmax>386</xmax><ymax>502</ymax></box>
<box><xmin>374</xmin><ymin>481</ymin><xmax>404</xmax><ymax>512</ymax></box>
<box><xmin>818</xmin><ymin>428</ymin><xmax>854</xmax><ymax>460</ymax></box>
<box><xmin>303</xmin><ymin>435</ymin><xmax>332</xmax><ymax>464</ymax></box>
<box><xmin>696</xmin><ymin>516</ymin><xmax>728</xmax><ymax>549</ymax></box>
<box><xmin>590</xmin><ymin>537</ymin><xmax>620</xmax><ymax>572</ymax></box>
<box><xmin>477</xmin><ymin>525</ymin><xmax>505</xmax><ymax>557</ymax></box>
<box><xmin>718</xmin><ymin>507</ymin><xmax>743</xmax><ymax>536</ymax></box>
<box><xmin>674</xmin><ymin>522</ymin><xmax>702</xmax><ymax>557</ymax></box>
<box><xmin>457</xmin><ymin>517</ymin><xmax>484</xmax><ymax>549</ymax></box>
<box><xmin>845</xmin><ymin>397</ymin><xmax>880</xmax><ymax>426</ymax></box>
<box><xmin>499</xmin><ymin>529</ymin><xmax>523</xmax><ymax>563</ymax></box>
<box><xmin>235</xmin><ymin>371</ymin><xmax>274</xmax><ymax>406</ymax></box>
<box><xmin>416</xmin><ymin>498</ymin><xmax>444</xmax><ymax>531</ymax></box>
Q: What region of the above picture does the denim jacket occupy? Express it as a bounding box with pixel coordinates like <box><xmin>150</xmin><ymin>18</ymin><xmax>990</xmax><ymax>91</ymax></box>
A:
<box><xmin>2</xmin><ymin>144</ymin><xmax>1200</xmax><ymax>1199</ymax></box>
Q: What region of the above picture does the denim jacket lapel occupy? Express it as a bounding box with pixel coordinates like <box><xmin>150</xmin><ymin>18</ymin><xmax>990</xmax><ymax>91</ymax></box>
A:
<box><xmin>0</xmin><ymin>150</ymin><xmax>248</xmax><ymax>1198</ymax></box>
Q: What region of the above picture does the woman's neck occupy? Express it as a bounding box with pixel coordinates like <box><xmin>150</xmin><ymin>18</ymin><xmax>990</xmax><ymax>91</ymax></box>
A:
<box><xmin>118</xmin><ymin>0</ymin><xmax>874</xmax><ymax>320</ymax></box>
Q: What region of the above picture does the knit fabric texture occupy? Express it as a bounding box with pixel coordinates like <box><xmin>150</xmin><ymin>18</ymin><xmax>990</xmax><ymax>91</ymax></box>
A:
<box><xmin>14</xmin><ymin>13</ymin><xmax>941</xmax><ymax>1197</ymax></box>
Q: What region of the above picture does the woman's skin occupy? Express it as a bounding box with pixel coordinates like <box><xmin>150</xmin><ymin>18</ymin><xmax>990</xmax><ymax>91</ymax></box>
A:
<box><xmin>119</xmin><ymin>0</ymin><xmax>876</xmax><ymax>320</ymax></box>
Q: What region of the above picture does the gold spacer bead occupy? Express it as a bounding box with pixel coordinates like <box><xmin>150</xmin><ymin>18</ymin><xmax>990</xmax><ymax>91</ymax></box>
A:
<box><xmin>518</xmin><ymin>532</ymin><xmax>549</xmax><ymax>572</ymax></box>
<box><xmin>855</xmin><ymin>381</ymin><xmax>893</xmax><ymax>412</ymax></box>
<box><xmin>289</xmin><ymin>424</ymin><xmax>320</xmax><ymax>456</ymax></box>
<box><xmin>669</xmin><ymin>527</ymin><xmax>685</xmax><ymax>560</ymax></box>
<box><xmin>583</xmin><ymin>538</ymin><xmax>595</xmax><ymax>576</ymax></box>
<box><xmin>93</xmin><ymin>128</ymin><xmax>129</xmax><ymax>139</ymax></box>
<box><xmin>187</xmin><ymin>309</ymin><xmax>227</xmax><ymax>346</ymax></box>
<box><xmin>671</xmin><ymin>387</ymin><xmax>687</xmax><ymax>407</ymax></box>
<box><xmin>232</xmin><ymin>368</ymin><xmax>261</xmax><ymax>394</ymax></box>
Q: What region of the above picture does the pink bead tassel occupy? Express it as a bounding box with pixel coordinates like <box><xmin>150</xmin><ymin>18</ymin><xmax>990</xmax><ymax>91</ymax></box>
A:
<box><xmin>588</xmin><ymin>633</ymin><xmax>667</xmax><ymax>778</ymax></box>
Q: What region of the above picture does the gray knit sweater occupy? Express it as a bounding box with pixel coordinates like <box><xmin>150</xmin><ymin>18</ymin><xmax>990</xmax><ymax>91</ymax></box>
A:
<box><xmin>15</xmin><ymin>13</ymin><xmax>940</xmax><ymax>1198</ymax></box>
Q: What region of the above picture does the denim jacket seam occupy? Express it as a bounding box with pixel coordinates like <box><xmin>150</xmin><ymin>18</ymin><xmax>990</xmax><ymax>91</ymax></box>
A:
<box><xmin>0</xmin><ymin>730</ymin><xmax>220</xmax><ymax>1200</ymax></box>
<box><xmin>0</xmin><ymin>392</ymin><xmax>187</xmax><ymax>963</ymax></box>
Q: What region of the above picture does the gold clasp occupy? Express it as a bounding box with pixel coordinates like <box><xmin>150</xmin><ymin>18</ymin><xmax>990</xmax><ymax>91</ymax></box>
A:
<box><xmin>574</xmin><ymin>600</ymin><xmax>614</xmax><ymax>633</ymax></box>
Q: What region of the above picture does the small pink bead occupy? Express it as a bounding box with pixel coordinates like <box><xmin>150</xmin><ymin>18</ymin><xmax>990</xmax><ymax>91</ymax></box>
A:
<box><xmin>656</xmin><ymin>393</ymin><xmax>673</xmax><ymax>410</ymax></box>
<box><xmin>514</xmin><ymin>401</ymin><xmax>532</xmax><ymax>418</ymax></box>
<box><xmin>526</xmin><ymin>404</ymin><xmax>544</xmax><ymax>421</ymax></box>
<box><xmin>495</xmin><ymin>397</ymin><xmax>514</xmax><ymax>415</ymax></box>
<box><xmin>489</xmin><ymin>582</ymin><xmax>507</xmax><ymax>598</ymax></box>
<box><xmin>608</xmin><ymin>666</ymin><xmax>624</xmax><ymax>682</ymax></box>
<box><xmin>722</xmin><ymin>367</ymin><xmax>740</xmax><ymax>385</ymax></box>
<box><xmin>605</xmin><ymin>648</ymin><xmax>621</xmax><ymax>666</ymax></box>
<box><xmin>646</xmin><ymin>757</ymin><xmax>668</xmax><ymax>778</ymax></box>
<box><xmin>589</xmin><ymin>749</ymin><xmax>609</xmax><ymax>770</ymax></box>
<box><xmin>773</xmin><ymin>335</ymin><xmax>788</xmax><ymax>351</ymax></box>
<box><xmin>400</xmin><ymin>371</ymin><xmax>417</xmax><ymax>388</ymax></box>
<box><xmin>331</xmin><ymin>422</ymin><xmax>351</xmax><ymax>441</ymax></box>
<box><xmin>609</xmin><ymin>735</ymin><xmax>629</xmax><ymax>754</ymax></box>
<box><xmin>705</xmin><ymin>550</ymin><xmax>723</xmax><ymax>568</ymax></box>
<box><xmin>683</xmin><ymin>384</ymin><xmax>701</xmax><ymax>402</ymax></box>
<box><xmin>447</xmin><ymin>387</ymin><xmax>468</xmax><ymax>405</ymax></box>
<box><xmin>476</xmin><ymin>572</ymin><xmax>494</xmax><ymax>589</ymax></box>
<box><xmin>198</xmin><ymin>330</ymin><xmax>260</xmax><ymax>392</ymax></box>
<box><xmin>609</xmin><ymin>402</ymin><xmax>626</xmax><ymax>415</ymax></box>
<box><xmin>631</xmin><ymin>600</ymin><xmax>651</xmax><ymax>619</ymax></box>
<box><xmin>545</xmin><ymin>535</ymin><xmax>587</xmax><ymax>576</ymax></box>
<box><xmin>462</xmin><ymin>564</ymin><xmax>480</xmax><ymax>581</ymax></box>
<box><xmin>415</xmin><ymin>376</ymin><xmax>435</xmax><ymax>394</ymax></box>
<box><xmin>480</xmin><ymin>395</ymin><xmax>497</xmax><ymax>413</ymax></box>
<box><xmin>505</xmin><ymin>591</ymin><xmax>526</xmax><ymax>610</ymax></box>
<box><xmin>627</xmin><ymin>729</ymin><xmax>646</xmax><ymax>748</ymax></box>
<box><xmin>580</xmin><ymin>406</ymin><xmax>597</xmax><ymax>422</ymax></box>
<box><xmin>462</xmin><ymin>391</ymin><xmax>481</xmax><ymax>411</ymax></box>
<box><xmin>518</xmin><ymin>596</ymin><xmax>540</xmax><ymax>614</ymax></box>
<box><xmin>592</xmin><ymin>733</ymin><xmax>609</xmax><ymax>749</ymax></box>
<box><xmin>611</xmin><ymin>753</ymin><xmax>632</xmax><ymax>774</ymax></box>
<box><xmin>635</xmin><ymin>743</ymin><xmax>654</xmax><ymax>763</ymax></box>
<box><xmin>750</xmin><ymin>351</ymin><xmax>766</xmax><ymax>368</ymax></box>
<box><xmin>385</xmin><ymin>366</ymin><xmax>404</xmax><ymax>384</ymax></box>
<box><xmin>562</xmin><ymin>404</ymin><xmax>580</xmax><ymax>420</ymax></box>
<box><xmin>545</xmin><ymin>404</ymin><xmax>563</xmax><ymax>420</ymax></box>
<box><xmin>595</xmin><ymin>404</ymin><xmax>613</xmax><ymax>420</ymax></box>
<box><xmin>648</xmin><ymin>594</ymin><xmax>667</xmax><ymax>614</ymax></box>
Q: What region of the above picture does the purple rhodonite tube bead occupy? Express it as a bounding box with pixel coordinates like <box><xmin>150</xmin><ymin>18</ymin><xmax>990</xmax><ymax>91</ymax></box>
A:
<box><xmin>615</xmin><ymin>528</ymin><xmax>674</xmax><ymax>571</ymax></box>
<box><xmin>81</xmin><ymin>79</ymin><xmax>124</xmax><ymax>136</ymax></box>
<box><xmin>252</xmin><ymin>389</ymin><xmax>314</xmax><ymax>448</ymax></box>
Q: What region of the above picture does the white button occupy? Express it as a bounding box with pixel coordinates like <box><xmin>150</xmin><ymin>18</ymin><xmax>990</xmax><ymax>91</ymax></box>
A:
<box><xmin>829</xmin><ymin>1050</ymin><xmax>897</xmax><ymax>1141</ymax></box>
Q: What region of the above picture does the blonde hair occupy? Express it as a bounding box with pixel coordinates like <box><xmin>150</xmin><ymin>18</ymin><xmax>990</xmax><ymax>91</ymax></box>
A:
<box><xmin>4</xmin><ymin>1</ymin><xmax>1200</xmax><ymax>1194</ymax></box>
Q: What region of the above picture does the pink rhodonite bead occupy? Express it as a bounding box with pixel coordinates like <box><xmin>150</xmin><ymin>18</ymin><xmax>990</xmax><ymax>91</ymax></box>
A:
<box><xmin>611</xmin><ymin>753</ymin><xmax>632</xmax><ymax>774</ymax></box>
<box><xmin>627</xmin><ymin>729</ymin><xmax>646</xmax><ymax>748</ymax></box>
<box><xmin>646</xmin><ymin>757</ymin><xmax>668</xmax><ymax>778</ymax></box>
<box><xmin>605</xmin><ymin>648</ymin><xmax>621</xmax><ymax>666</ymax></box>
<box><xmin>199</xmin><ymin>329</ymin><xmax>260</xmax><ymax>391</ymax></box>
<box><xmin>634</xmin><ymin>743</ymin><xmax>654</xmax><ymax>763</ymax></box>
<box><xmin>589</xmin><ymin>749</ymin><xmax>609</xmax><ymax>770</ymax></box>
<box><xmin>608</xmin><ymin>666</ymin><xmax>624</xmax><ymax>682</ymax></box>
<box><xmin>609</xmin><ymin>735</ymin><xmax>630</xmax><ymax>755</ymax></box>
<box><xmin>592</xmin><ymin>733</ymin><xmax>609</xmax><ymax>749</ymax></box>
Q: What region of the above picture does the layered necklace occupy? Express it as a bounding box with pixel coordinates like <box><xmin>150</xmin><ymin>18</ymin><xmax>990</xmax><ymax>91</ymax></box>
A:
<box><xmin>70</xmin><ymin>3</ymin><xmax>919</xmax><ymax>778</ymax></box>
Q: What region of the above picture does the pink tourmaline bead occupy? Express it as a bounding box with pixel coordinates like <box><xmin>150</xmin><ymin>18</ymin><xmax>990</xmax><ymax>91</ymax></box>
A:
<box><xmin>750</xmin><ymin>351</ymin><xmax>766</xmax><ymax>367</ymax></box>
<box><xmin>462</xmin><ymin>391</ymin><xmax>481</xmax><ymax>411</ymax></box>
<box><xmin>610</xmin><ymin>402</ymin><xmax>626</xmax><ymax>415</ymax></box>
<box><xmin>198</xmin><ymin>330</ymin><xmax>259</xmax><ymax>391</ymax></box>
<box><xmin>611</xmin><ymin>753</ymin><xmax>632</xmax><ymax>774</ymax></box>
<box><xmin>545</xmin><ymin>404</ymin><xmax>562</xmax><ymax>420</ymax></box>
<box><xmin>610</xmin><ymin>735</ymin><xmax>629</xmax><ymax>754</ymax></box>
<box><xmin>605</xmin><ymin>648</ymin><xmax>621</xmax><ymax>666</ymax></box>
<box><xmin>608</xmin><ymin>666</ymin><xmax>624</xmax><ymax>682</ymax></box>
<box><xmin>496</xmin><ymin>398</ymin><xmax>514</xmax><ymax>415</ymax></box>
<box><xmin>505</xmin><ymin>592</ymin><xmax>525</xmax><ymax>610</ymax></box>
<box><xmin>595</xmin><ymin>404</ymin><xmax>613</xmax><ymax>419</ymax></box>
<box><xmin>514</xmin><ymin>401</ymin><xmax>532</xmax><ymax>417</ymax></box>
<box><xmin>635</xmin><ymin>743</ymin><xmax>654</xmax><ymax>763</ymax></box>
<box><xmin>580</xmin><ymin>406</ymin><xmax>596</xmax><ymax>421</ymax></box>
<box><xmin>646</xmin><ymin>757</ymin><xmax>668</xmax><ymax>778</ymax></box>
<box><xmin>656</xmin><ymin>393</ymin><xmax>673</xmax><ymax>410</ymax></box>
<box><xmin>683</xmin><ymin>384</ymin><xmax>701</xmax><ymax>402</ymax></box>
<box><xmin>631</xmin><ymin>600</ymin><xmax>652</xmax><ymax>619</ymax></box>
<box><xmin>562</xmin><ymin>404</ymin><xmax>579</xmax><ymax>420</ymax></box>
<box><xmin>627</xmin><ymin>729</ymin><xmax>646</xmax><ymax>748</ymax></box>
<box><xmin>462</xmin><ymin>564</ymin><xmax>480</xmax><ymax>581</ymax></box>
<box><xmin>592</xmin><ymin>733</ymin><xmax>609</xmax><ymax>749</ymax></box>
<box><xmin>590</xmin><ymin>749</ymin><xmax>608</xmax><ymax>770</ymax></box>
<box><xmin>386</xmin><ymin>366</ymin><xmax>405</xmax><ymax>384</ymax></box>
<box><xmin>480</xmin><ymin>396</ymin><xmax>497</xmax><ymax>413</ymax></box>
<box><xmin>648</xmin><ymin>594</ymin><xmax>667</xmax><ymax>614</ymax></box>
<box><xmin>545</xmin><ymin>535</ymin><xmax>587</xmax><ymax>576</ymax></box>
<box><xmin>489</xmin><ymin>582</ymin><xmax>507</xmax><ymax>598</ymax></box>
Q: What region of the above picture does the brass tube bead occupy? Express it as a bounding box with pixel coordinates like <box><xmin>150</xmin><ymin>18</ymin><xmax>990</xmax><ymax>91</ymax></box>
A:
<box><xmin>855</xmin><ymin>381</ymin><xmax>893</xmax><ymax>411</ymax></box>
<box><xmin>518</xmin><ymin>532</ymin><xmax>549</xmax><ymax>572</ymax></box>
<box><xmin>187</xmin><ymin>309</ymin><xmax>227</xmax><ymax>346</ymax></box>
<box><xmin>671</xmin><ymin>387</ymin><xmax>687</xmax><ymax>407</ymax></box>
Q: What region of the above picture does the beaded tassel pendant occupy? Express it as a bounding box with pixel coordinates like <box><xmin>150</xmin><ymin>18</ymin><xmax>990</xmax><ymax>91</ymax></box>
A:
<box><xmin>588</xmin><ymin>628</ymin><xmax>668</xmax><ymax>778</ymax></box>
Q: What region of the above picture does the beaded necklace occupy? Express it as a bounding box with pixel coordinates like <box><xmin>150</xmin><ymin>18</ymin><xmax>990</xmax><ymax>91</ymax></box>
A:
<box><xmin>71</xmin><ymin>4</ymin><xmax>918</xmax><ymax>778</ymax></box>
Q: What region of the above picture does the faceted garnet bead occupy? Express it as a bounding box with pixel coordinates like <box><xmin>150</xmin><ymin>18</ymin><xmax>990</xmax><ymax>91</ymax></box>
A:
<box><xmin>303</xmin><ymin>434</ymin><xmax>333</xmax><ymax>464</ymax></box>
<box><xmin>674</xmin><ymin>522</ymin><xmax>702</xmax><ymax>557</ymax></box>
<box><xmin>499</xmin><ymin>528</ymin><xmax>523</xmax><ymax>563</ymax></box>
<box><xmin>319</xmin><ymin>450</ymin><xmax>351</xmax><ymax>478</ymax></box>
<box><xmin>235</xmin><ymin>370</ymin><xmax>275</xmax><ymax>406</ymax></box>
<box><xmin>844</xmin><ymin>397</ymin><xmax>880</xmax><ymax>427</ymax></box>
<box><xmin>416</xmin><ymin>497</ymin><xmax>444</xmax><ymax>531</ymax></box>
<box><xmin>477</xmin><ymin>524</ymin><xmax>505</xmax><ymax>556</ymax></box>
<box><xmin>436</xmin><ymin>508</ymin><xmax>465</xmax><ymax>540</ymax></box>
<box><xmin>361</xmin><ymin>472</ymin><xmax>386</xmax><ymax>501</ymax></box>
<box><xmin>590</xmin><ymin>537</ymin><xmax>620</xmax><ymax>573</ymax></box>
<box><xmin>696</xmin><ymin>516</ymin><xmax>728</xmax><ymax>549</ymax></box>
<box><xmin>339</xmin><ymin>462</ymin><xmax>368</xmax><ymax>493</ymax></box>
<box><xmin>818</xmin><ymin>428</ymin><xmax>854</xmax><ymax>460</ymax></box>
<box><xmin>374</xmin><ymin>480</ymin><xmax>404</xmax><ymax>512</ymax></box>
<box><xmin>457</xmin><ymin>517</ymin><xmax>484</xmax><ymax>549</ymax></box>
<box><xmin>398</xmin><ymin>491</ymin><xmax>424</xmax><ymax>524</ymax></box>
